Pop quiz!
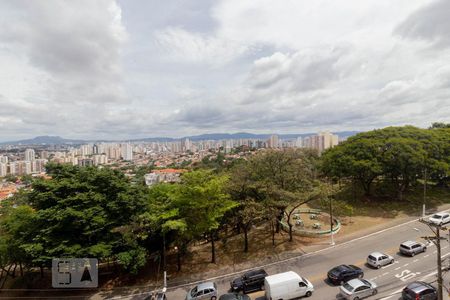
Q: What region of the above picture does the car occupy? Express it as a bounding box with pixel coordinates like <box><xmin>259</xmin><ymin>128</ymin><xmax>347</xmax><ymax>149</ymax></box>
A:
<box><xmin>366</xmin><ymin>252</ymin><xmax>395</xmax><ymax>269</ymax></box>
<box><xmin>402</xmin><ymin>281</ymin><xmax>437</xmax><ymax>300</ymax></box>
<box><xmin>327</xmin><ymin>265</ymin><xmax>363</xmax><ymax>285</ymax></box>
<box><xmin>144</xmin><ymin>292</ymin><xmax>167</xmax><ymax>300</ymax></box>
<box><xmin>399</xmin><ymin>241</ymin><xmax>427</xmax><ymax>256</ymax></box>
<box><xmin>339</xmin><ymin>278</ymin><xmax>378</xmax><ymax>300</ymax></box>
<box><xmin>428</xmin><ymin>212</ymin><xmax>450</xmax><ymax>226</ymax></box>
<box><xmin>230</xmin><ymin>268</ymin><xmax>267</xmax><ymax>293</ymax></box>
<box><xmin>186</xmin><ymin>282</ymin><xmax>218</xmax><ymax>300</ymax></box>
<box><xmin>218</xmin><ymin>293</ymin><xmax>251</xmax><ymax>300</ymax></box>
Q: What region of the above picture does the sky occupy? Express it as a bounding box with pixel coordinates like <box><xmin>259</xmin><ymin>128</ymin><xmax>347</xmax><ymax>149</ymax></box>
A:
<box><xmin>0</xmin><ymin>0</ymin><xmax>449</xmax><ymax>141</ymax></box>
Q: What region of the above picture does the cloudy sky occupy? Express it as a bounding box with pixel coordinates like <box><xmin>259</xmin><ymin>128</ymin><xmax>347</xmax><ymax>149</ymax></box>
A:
<box><xmin>0</xmin><ymin>0</ymin><xmax>449</xmax><ymax>141</ymax></box>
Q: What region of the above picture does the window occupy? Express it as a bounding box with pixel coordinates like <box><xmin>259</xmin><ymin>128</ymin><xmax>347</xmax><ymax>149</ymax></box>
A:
<box><xmin>299</xmin><ymin>281</ymin><xmax>307</xmax><ymax>287</ymax></box>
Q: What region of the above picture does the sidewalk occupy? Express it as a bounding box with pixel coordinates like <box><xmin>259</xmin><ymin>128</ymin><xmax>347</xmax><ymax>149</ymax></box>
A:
<box><xmin>90</xmin><ymin>203</ymin><xmax>450</xmax><ymax>299</ymax></box>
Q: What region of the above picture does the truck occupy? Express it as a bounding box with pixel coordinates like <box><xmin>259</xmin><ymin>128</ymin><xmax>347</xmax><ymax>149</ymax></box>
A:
<box><xmin>264</xmin><ymin>271</ymin><xmax>314</xmax><ymax>300</ymax></box>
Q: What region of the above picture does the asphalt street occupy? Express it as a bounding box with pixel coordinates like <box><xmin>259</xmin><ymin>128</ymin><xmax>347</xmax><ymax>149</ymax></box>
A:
<box><xmin>160</xmin><ymin>218</ymin><xmax>450</xmax><ymax>300</ymax></box>
<box><xmin>105</xmin><ymin>216</ymin><xmax>450</xmax><ymax>300</ymax></box>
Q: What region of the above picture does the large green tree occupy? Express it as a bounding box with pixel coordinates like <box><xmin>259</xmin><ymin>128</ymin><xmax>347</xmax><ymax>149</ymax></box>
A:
<box><xmin>21</xmin><ymin>163</ymin><xmax>148</xmax><ymax>273</ymax></box>
<box><xmin>172</xmin><ymin>170</ymin><xmax>237</xmax><ymax>263</ymax></box>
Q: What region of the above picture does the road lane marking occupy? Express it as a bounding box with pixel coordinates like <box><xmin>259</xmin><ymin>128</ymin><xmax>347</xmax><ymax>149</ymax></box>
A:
<box><xmin>413</xmin><ymin>259</ymin><xmax>419</xmax><ymax>263</ymax></box>
<box><xmin>424</xmin><ymin>254</ymin><xmax>429</xmax><ymax>258</ymax></box>
<box><xmin>378</xmin><ymin>287</ymin><xmax>405</xmax><ymax>300</ymax></box>
<box><xmin>382</xmin><ymin>272</ymin><xmax>389</xmax><ymax>276</ymax></box>
<box><xmin>394</xmin><ymin>266</ymin><xmax>401</xmax><ymax>270</ymax></box>
<box><xmin>147</xmin><ymin>209</ymin><xmax>450</xmax><ymax>294</ymax></box>
<box><xmin>420</xmin><ymin>271</ymin><xmax>437</xmax><ymax>280</ymax></box>
<box><xmin>382</xmin><ymin>261</ymin><xmax>398</xmax><ymax>269</ymax></box>
<box><xmin>403</xmin><ymin>263</ymin><xmax>409</xmax><ymax>267</ymax></box>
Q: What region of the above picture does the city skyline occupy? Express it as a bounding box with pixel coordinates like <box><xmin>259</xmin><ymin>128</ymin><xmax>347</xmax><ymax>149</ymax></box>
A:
<box><xmin>1</xmin><ymin>1</ymin><xmax>449</xmax><ymax>141</ymax></box>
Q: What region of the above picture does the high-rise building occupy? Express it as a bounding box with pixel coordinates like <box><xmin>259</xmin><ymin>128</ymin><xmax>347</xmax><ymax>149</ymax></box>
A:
<box><xmin>0</xmin><ymin>163</ymin><xmax>7</xmax><ymax>177</ymax></box>
<box><xmin>40</xmin><ymin>151</ymin><xmax>49</xmax><ymax>159</ymax></box>
<box><xmin>267</xmin><ymin>134</ymin><xmax>280</xmax><ymax>148</ymax></box>
<box><xmin>34</xmin><ymin>159</ymin><xmax>48</xmax><ymax>173</ymax></box>
<box><xmin>303</xmin><ymin>132</ymin><xmax>339</xmax><ymax>154</ymax></box>
<box><xmin>121</xmin><ymin>143</ymin><xmax>133</xmax><ymax>161</ymax></box>
<box><xmin>0</xmin><ymin>155</ymin><xmax>8</xmax><ymax>164</ymax></box>
<box><xmin>24</xmin><ymin>149</ymin><xmax>35</xmax><ymax>161</ymax></box>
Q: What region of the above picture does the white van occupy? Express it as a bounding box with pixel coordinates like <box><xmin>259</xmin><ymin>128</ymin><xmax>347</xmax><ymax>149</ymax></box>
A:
<box><xmin>264</xmin><ymin>271</ymin><xmax>313</xmax><ymax>300</ymax></box>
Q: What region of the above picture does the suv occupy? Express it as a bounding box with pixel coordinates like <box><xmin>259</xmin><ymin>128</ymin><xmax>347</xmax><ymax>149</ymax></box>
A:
<box><xmin>230</xmin><ymin>269</ymin><xmax>267</xmax><ymax>293</ymax></box>
<box><xmin>428</xmin><ymin>212</ymin><xmax>450</xmax><ymax>226</ymax></box>
<box><xmin>327</xmin><ymin>265</ymin><xmax>363</xmax><ymax>285</ymax></box>
<box><xmin>399</xmin><ymin>241</ymin><xmax>427</xmax><ymax>256</ymax></box>
<box><xmin>367</xmin><ymin>252</ymin><xmax>395</xmax><ymax>269</ymax></box>
<box><xmin>402</xmin><ymin>281</ymin><xmax>437</xmax><ymax>300</ymax></box>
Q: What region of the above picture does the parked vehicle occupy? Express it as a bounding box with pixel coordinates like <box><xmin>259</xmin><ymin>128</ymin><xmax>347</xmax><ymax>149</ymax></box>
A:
<box><xmin>327</xmin><ymin>265</ymin><xmax>363</xmax><ymax>285</ymax></box>
<box><xmin>230</xmin><ymin>269</ymin><xmax>267</xmax><ymax>293</ymax></box>
<box><xmin>339</xmin><ymin>278</ymin><xmax>377</xmax><ymax>300</ymax></box>
<box><xmin>366</xmin><ymin>252</ymin><xmax>394</xmax><ymax>269</ymax></box>
<box><xmin>428</xmin><ymin>212</ymin><xmax>450</xmax><ymax>226</ymax></box>
<box><xmin>186</xmin><ymin>282</ymin><xmax>218</xmax><ymax>300</ymax></box>
<box><xmin>264</xmin><ymin>271</ymin><xmax>314</xmax><ymax>299</ymax></box>
<box><xmin>399</xmin><ymin>241</ymin><xmax>427</xmax><ymax>256</ymax></box>
<box><xmin>218</xmin><ymin>293</ymin><xmax>251</xmax><ymax>300</ymax></box>
<box><xmin>402</xmin><ymin>281</ymin><xmax>437</xmax><ymax>300</ymax></box>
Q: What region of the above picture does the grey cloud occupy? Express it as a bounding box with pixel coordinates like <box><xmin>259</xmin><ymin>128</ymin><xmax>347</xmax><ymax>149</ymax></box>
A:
<box><xmin>1</xmin><ymin>0</ymin><xmax>126</xmax><ymax>104</ymax></box>
<box><xmin>395</xmin><ymin>0</ymin><xmax>450</xmax><ymax>48</ymax></box>
<box><xmin>248</xmin><ymin>47</ymin><xmax>350</xmax><ymax>95</ymax></box>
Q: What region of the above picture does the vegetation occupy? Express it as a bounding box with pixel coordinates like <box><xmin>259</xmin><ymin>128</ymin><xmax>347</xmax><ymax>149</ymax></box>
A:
<box><xmin>0</xmin><ymin>124</ymin><xmax>448</xmax><ymax>285</ymax></box>
<box><xmin>321</xmin><ymin>126</ymin><xmax>450</xmax><ymax>198</ymax></box>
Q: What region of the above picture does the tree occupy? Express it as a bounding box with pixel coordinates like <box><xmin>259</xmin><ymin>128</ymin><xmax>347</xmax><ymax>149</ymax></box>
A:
<box><xmin>429</xmin><ymin>122</ymin><xmax>450</xmax><ymax>129</ymax></box>
<box><xmin>321</xmin><ymin>125</ymin><xmax>450</xmax><ymax>198</ymax></box>
<box><xmin>229</xmin><ymin>149</ymin><xmax>323</xmax><ymax>243</ymax></box>
<box><xmin>19</xmin><ymin>163</ymin><xmax>148</xmax><ymax>273</ymax></box>
<box><xmin>173</xmin><ymin>170</ymin><xmax>237</xmax><ymax>263</ymax></box>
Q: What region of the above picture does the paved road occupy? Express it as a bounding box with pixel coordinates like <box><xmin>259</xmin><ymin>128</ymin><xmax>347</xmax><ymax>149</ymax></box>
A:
<box><xmin>161</xmin><ymin>218</ymin><xmax>450</xmax><ymax>300</ymax></box>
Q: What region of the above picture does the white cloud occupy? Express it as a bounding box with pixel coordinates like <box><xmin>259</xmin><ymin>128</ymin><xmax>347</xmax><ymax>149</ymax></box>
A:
<box><xmin>154</xmin><ymin>27</ymin><xmax>248</xmax><ymax>65</ymax></box>
<box><xmin>0</xmin><ymin>0</ymin><xmax>449</xmax><ymax>141</ymax></box>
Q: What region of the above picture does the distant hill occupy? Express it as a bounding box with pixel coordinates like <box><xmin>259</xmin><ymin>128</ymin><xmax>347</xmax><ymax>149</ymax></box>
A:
<box><xmin>0</xmin><ymin>131</ymin><xmax>360</xmax><ymax>145</ymax></box>
<box><xmin>0</xmin><ymin>135</ymin><xmax>86</xmax><ymax>145</ymax></box>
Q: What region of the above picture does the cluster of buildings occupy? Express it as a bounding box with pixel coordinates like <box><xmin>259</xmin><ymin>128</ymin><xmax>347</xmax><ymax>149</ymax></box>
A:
<box><xmin>144</xmin><ymin>169</ymin><xmax>187</xmax><ymax>186</ymax></box>
<box><xmin>0</xmin><ymin>132</ymin><xmax>340</xmax><ymax>178</ymax></box>
<box><xmin>0</xmin><ymin>149</ymin><xmax>48</xmax><ymax>177</ymax></box>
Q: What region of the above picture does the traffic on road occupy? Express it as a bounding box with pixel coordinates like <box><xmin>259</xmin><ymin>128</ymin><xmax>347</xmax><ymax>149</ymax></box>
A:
<box><xmin>157</xmin><ymin>216</ymin><xmax>450</xmax><ymax>300</ymax></box>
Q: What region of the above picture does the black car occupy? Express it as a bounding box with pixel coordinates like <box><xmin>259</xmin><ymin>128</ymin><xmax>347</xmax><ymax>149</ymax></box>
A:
<box><xmin>230</xmin><ymin>269</ymin><xmax>268</xmax><ymax>293</ymax></box>
<box><xmin>327</xmin><ymin>264</ymin><xmax>363</xmax><ymax>285</ymax></box>
<box><xmin>219</xmin><ymin>293</ymin><xmax>251</xmax><ymax>300</ymax></box>
<box><xmin>402</xmin><ymin>281</ymin><xmax>437</xmax><ymax>300</ymax></box>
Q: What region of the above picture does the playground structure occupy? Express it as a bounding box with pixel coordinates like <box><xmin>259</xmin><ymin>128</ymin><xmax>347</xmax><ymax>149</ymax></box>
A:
<box><xmin>280</xmin><ymin>208</ymin><xmax>340</xmax><ymax>237</ymax></box>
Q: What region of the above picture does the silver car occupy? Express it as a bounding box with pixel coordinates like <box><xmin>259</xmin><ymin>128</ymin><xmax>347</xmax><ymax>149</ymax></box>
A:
<box><xmin>186</xmin><ymin>282</ymin><xmax>218</xmax><ymax>300</ymax></box>
<box><xmin>428</xmin><ymin>212</ymin><xmax>450</xmax><ymax>226</ymax></box>
<box><xmin>367</xmin><ymin>252</ymin><xmax>394</xmax><ymax>269</ymax></box>
<box><xmin>399</xmin><ymin>241</ymin><xmax>427</xmax><ymax>257</ymax></box>
<box><xmin>339</xmin><ymin>278</ymin><xmax>377</xmax><ymax>300</ymax></box>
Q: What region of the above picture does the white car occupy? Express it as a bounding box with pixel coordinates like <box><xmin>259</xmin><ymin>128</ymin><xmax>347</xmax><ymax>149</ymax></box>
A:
<box><xmin>428</xmin><ymin>212</ymin><xmax>450</xmax><ymax>226</ymax></box>
<box><xmin>367</xmin><ymin>252</ymin><xmax>394</xmax><ymax>269</ymax></box>
<box><xmin>339</xmin><ymin>278</ymin><xmax>377</xmax><ymax>300</ymax></box>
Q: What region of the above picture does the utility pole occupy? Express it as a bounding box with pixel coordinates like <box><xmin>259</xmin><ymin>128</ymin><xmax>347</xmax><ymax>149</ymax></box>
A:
<box><xmin>436</xmin><ymin>228</ymin><xmax>443</xmax><ymax>300</ymax></box>
<box><xmin>419</xmin><ymin>218</ymin><xmax>445</xmax><ymax>300</ymax></box>
<box><xmin>330</xmin><ymin>194</ymin><xmax>335</xmax><ymax>246</ymax></box>
<box><xmin>423</xmin><ymin>168</ymin><xmax>427</xmax><ymax>217</ymax></box>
